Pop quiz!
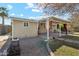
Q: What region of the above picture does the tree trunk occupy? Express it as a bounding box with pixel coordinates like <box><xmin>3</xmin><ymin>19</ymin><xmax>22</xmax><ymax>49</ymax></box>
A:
<box><xmin>1</xmin><ymin>16</ymin><xmax>6</xmax><ymax>35</ymax></box>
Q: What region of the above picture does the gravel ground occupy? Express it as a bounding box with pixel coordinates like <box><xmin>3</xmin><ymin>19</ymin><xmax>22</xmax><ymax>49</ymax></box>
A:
<box><xmin>20</xmin><ymin>37</ymin><xmax>49</xmax><ymax>56</ymax></box>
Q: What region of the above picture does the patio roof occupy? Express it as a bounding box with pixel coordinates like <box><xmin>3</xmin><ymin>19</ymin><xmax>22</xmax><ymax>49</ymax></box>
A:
<box><xmin>39</xmin><ymin>16</ymin><xmax>70</xmax><ymax>23</ymax></box>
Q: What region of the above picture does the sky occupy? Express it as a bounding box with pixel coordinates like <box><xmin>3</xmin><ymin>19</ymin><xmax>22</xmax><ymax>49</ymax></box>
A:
<box><xmin>0</xmin><ymin>3</ymin><xmax>43</xmax><ymax>25</ymax></box>
<box><xmin>0</xmin><ymin>3</ymin><xmax>70</xmax><ymax>25</ymax></box>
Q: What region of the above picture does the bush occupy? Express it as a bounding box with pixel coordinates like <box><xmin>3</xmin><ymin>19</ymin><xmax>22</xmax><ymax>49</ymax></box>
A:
<box><xmin>7</xmin><ymin>40</ymin><xmax>20</xmax><ymax>56</ymax></box>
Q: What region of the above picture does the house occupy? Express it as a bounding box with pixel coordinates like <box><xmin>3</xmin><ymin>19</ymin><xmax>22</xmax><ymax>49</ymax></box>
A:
<box><xmin>11</xmin><ymin>17</ymin><xmax>38</xmax><ymax>38</ymax></box>
<box><xmin>11</xmin><ymin>16</ymin><xmax>71</xmax><ymax>38</ymax></box>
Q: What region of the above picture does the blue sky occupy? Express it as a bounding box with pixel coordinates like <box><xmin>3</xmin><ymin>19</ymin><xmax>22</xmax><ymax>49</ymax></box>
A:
<box><xmin>0</xmin><ymin>3</ymin><xmax>43</xmax><ymax>25</ymax></box>
<box><xmin>0</xmin><ymin>3</ymin><xmax>70</xmax><ymax>25</ymax></box>
<box><xmin>0</xmin><ymin>3</ymin><xmax>43</xmax><ymax>17</ymax></box>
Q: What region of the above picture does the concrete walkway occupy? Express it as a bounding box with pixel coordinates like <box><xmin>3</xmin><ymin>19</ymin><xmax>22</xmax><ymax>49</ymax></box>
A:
<box><xmin>0</xmin><ymin>35</ymin><xmax>9</xmax><ymax>41</ymax></box>
<box><xmin>20</xmin><ymin>37</ymin><xmax>49</xmax><ymax>56</ymax></box>
<box><xmin>0</xmin><ymin>35</ymin><xmax>9</xmax><ymax>49</ymax></box>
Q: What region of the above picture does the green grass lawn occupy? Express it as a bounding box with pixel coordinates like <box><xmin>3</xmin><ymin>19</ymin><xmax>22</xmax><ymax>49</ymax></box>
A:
<box><xmin>54</xmin><ymin>45</ymin><xmax>79</xmax><ymax>56</ymax></box>
<box><xmin>49</xmin><ymin>39</ymin><xmax>79</xmax><ymax>56</ymax></box>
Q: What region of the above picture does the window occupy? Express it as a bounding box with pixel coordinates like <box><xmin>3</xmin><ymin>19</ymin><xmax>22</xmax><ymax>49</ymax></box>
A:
<box><xmin>24</xmin><ymin>22</ymin><xmax>29</xmax><ymax>27</ymax></box>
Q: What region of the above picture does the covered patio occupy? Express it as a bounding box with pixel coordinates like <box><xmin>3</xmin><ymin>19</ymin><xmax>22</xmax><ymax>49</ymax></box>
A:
<box><xmin>38</xmin><ymin>17</ymin><xmax>71</xmax><ymax>38</ymax></box>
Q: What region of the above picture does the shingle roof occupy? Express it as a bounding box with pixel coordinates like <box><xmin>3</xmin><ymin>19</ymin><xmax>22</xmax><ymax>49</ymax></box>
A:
<box><xmin>10</xmin><ymin>17</ymin><xmax>39</xmax><ymax>22</ymax></box>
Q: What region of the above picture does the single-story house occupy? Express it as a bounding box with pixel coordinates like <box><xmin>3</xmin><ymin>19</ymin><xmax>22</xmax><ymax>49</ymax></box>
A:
<box><xmin>11</xmin><ymin>16</ymin><xmax>71</xmax><ymax>38</ymax></box>
<box><xmin>11</xmin><ymin>17</ymin><xmax>38</xmax><ymax>38</ymax></box>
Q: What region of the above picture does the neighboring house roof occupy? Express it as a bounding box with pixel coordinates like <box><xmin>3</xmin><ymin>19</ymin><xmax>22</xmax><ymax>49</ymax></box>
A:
<box><xmin>0</xmin><ymin>24</ymin><xmax>11</xmax><ymax>31</ymax></box>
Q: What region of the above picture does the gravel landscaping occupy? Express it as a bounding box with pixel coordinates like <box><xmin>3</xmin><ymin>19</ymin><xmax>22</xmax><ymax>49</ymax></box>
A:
<box><xmin>19</xmin><ymin>37</ymin><xmax>49</xmax><ymax>56</ymax></box>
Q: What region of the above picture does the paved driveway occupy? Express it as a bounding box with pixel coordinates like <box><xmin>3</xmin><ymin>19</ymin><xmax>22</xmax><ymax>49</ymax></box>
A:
<box><xmin>20</xmin><ymin>37</ymin><xmax>49</xmax><ymax>56</ymax></box>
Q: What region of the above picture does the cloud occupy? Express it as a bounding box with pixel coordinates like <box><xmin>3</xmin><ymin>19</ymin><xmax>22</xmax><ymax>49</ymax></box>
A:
<box><xmin>25</xmin><ymin>3</ymin><xmax>34</xmax><ymax>9</ymax></box>
<box><xmin>25</xmin><ymin>3</ymin><xmax>38</xmax><ymax>9</ymax></box>
<box><xmin>7</xmin><ymin>4</ymin><xmax>13</xmax><ymax>10</ymax></box>
<box><xmin>32</xmin><ymin>9</ymin><xmax>41</xmax><ymax>12</ymax></box>
<box><xmin>20</xmin><ymin>14</ymin><xmax>24</xmax><ymax>17</ymax></box>
<box><xmin>28</xmin><ymin>16</ymin><xmax>46</xmax><ymax>19</ymax></box>
<box><xmin>32</xmin><ymin>8</ymin><xmax>43</xmax><ymax>13</ymax></box>
<box><xmin>27</xmin><ymin>3</ymin><xmax>34</xmax><ymax>8</ymax></box>
<box><xmin>25</xmin><ymin>3</ymin><xmax>43</xmax><ymax>13</ymax></box>
<box><xmin>28</xmin><ymin>15</ymin><xmax>54</xmax><ymax>19</ymax></box>
<box><xmin>10</xmin><ymin>13</ymin><xmax>15</xmax><ymax>16</ymax></box>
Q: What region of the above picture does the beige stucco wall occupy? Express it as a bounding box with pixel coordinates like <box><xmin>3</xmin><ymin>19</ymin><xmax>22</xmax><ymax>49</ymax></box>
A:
<box><xmin>12</xmin><ymin>20</ymin><xmax>38</xmax><ymax>38</ymax></box>
<box><xmin>38</xmin><ymin>23</ymin><xmax>46</xmax><ymax>33</ymax></box>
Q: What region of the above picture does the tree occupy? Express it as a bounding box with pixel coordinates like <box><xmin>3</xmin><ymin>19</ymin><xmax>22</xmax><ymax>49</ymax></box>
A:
<box><xmin>70</xmin><ymin>13</ymin><xmax>79</xmax><ymax>32</ymax></box>
<box><xmin>37</xmin><ymin>3</ymin><xmax>79</xmax><ymax>16</ymax></box>
<box><xmin>37</xmin><ymin>3</ymin><xmax>79</xmax><ymax>33</ymax></box>
<box><xmin>0</xmin><ymin>7</ymin><xmax>8</xmax><ymax>34</ymax></box>
<box><xmin>36</xmin><ymin>3</ymin><xmax>79</xmax><ymax>36</ymax></box>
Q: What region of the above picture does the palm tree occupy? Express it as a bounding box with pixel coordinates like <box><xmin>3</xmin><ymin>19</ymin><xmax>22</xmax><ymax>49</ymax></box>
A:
<box><xmin>0</xmin><ymin>7</ymin><xmax>8</xmax><ymax>35</ymax></box>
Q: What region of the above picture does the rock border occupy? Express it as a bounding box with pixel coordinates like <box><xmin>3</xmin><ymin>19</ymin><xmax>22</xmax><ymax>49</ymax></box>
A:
<box><xmin>0</xmin><ymin>39</ymin><xmax>11</xmax><ymax>56</ymax></box>
<box><xmin>46</xmin><ymin>42</ymin><xmax>54</xmax><ymax>56</ymax></box>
